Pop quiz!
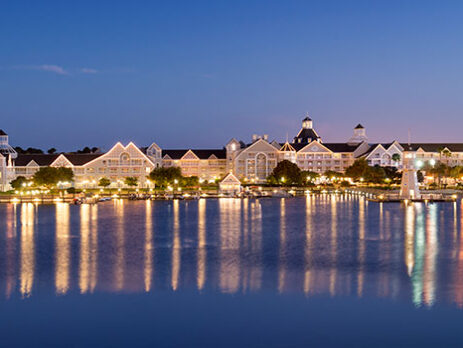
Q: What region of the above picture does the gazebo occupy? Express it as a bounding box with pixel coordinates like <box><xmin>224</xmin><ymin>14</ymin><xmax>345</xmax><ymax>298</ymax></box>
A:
<box><xmin>219</xmin><ymin>173</ymin><xmax>242</xmax><ymax>195</ymax></box>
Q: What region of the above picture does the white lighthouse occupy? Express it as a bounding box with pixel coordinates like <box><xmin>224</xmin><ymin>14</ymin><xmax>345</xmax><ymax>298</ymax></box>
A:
<box><xmin>399</xmin><ymin>149</ymin><xmax>421</xmax><ymax>200</ymax></box>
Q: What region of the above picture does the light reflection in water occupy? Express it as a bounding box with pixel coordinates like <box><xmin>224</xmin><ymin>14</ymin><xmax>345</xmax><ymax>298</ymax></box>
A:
<box><xmin>79</xmin><ymin>204</ymin><xmax>98</xmax><ymax>294</ymax></box>
<box><xmin>412</xmin><ymin>204</ymin><xmax>425</xmax><ymax>307</ymax></box>
<box><xmin>171</xmin><ymin>200</ymin><xmax>180</xmax><ymax>291</ymax></box>
<box><xmin>20</xmin><ymin>203</ymin><xmax>35</xmax><ymax>297</ymax></box>
<box><xmin>6</xmin><ymin>204</ymin><xmax>17</xmax><ymax>298</ymax></box>
<box><xmin>424</xmin><ymin>204</ymin><xmax>438</xmax><ymax>307</ymax></box>
<box><xmin>114</xmin><ymin>199</ymin><xmax>125</xmax><ymax>291</ymax></box>
<box><xmin>197</xmin><ymin>199</ymin><xmax>206</xmax><ymax>291</ymax></box>
<box><xmin>90</xmin><ymin>204</ymin><xmax>98</xmax><ymax>292</ymax></box>
<box><xmin>329</xmin><ymin>195</ymin><xmax>337</xmax><ymax>297</ymax></box>
<box><xmin>405</xmin><ymin>204</ymin><xmax>415</xmax><ymax>276</ymax></box>
<box><xmin>304</xmin><ymin>195</ymin><xmax>312</xmax><ymax>295</ymax></box>
<box><xmin>219</xmin><ymin>198</ymin><xmax>241</xmax><ymax>294</ymax></box>
<box><xmin>249</xmin><ymin>199</ymin><xmax>262</xmax><ymax>292</ymax></box>
<box><xmin>357</xmin><ymin>196</ymin><xmax>366</xmax><ymax>297</ymax></box>
<box><xmin>55</xmin><ymin>203</ymin><xmax>70</xmax><ymax>295</ymax></box>
<box><xmin>278</xmin><ymin>198</ymin><xmax>286</xmax><ymax>293</ymax></box>
<box><xmin>144</xmin><ymin>200</ymin><xmax>153</xmax><ymax>292</ymax></box>
<box><xmin>2</xmin><ymin>197</ymin><xmax>463</xmax><ymax>308</ymax></box>
<box><xmin>79</xmin><ymin>204</ymin><xmax>91</xmax><ymax>293</ymax></box>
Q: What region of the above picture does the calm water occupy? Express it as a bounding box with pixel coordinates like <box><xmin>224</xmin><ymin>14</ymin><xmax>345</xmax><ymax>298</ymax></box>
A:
<box><xmin>2</xmin><ymin>195</ymin><xmax>463</xmax><ymax>347</ymax></box>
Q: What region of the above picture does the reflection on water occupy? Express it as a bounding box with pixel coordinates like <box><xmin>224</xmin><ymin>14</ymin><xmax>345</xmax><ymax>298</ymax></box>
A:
<box><xmin>20</xmin><ymin>204</ymin><xmax>35</xmax><ymax>297</ymax></box>
<box><xmin>144</xmin><ymin>200</ymin><xmax>153</xmax><ymax>292</ymax></box>
<box><xmin>2</xmin><ymin>196</ymin><xmax>463</xmax><ymax>308</ymax></box>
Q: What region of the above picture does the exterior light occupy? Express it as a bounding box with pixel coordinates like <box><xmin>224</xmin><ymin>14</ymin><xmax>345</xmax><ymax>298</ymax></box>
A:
<box><xmin>416</xmin><ymin>160</ymin><xmax>423</xmax><ymax>168</ymax></box>
<box><xmin>281</xmin><ymin>177</ymin><xmax>285</xmax><ymax>182</ymax></box>
<box><xmin>429</xmin><ymin>159</ymin><xmax>436</xmax><ymax>166</ymax></box>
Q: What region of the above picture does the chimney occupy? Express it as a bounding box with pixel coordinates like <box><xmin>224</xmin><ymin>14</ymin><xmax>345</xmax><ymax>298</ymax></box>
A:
<box><xmin>263</xmin><ymin>134</ymin><xmax>269</xmax><ymax>141</ymax></box>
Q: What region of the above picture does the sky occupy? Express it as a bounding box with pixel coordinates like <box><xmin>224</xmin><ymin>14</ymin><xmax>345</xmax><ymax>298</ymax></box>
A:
<box><xmin>1</xmin><ymin>0</ymin><xmax>463</xmax><ymax>151</ymax></box>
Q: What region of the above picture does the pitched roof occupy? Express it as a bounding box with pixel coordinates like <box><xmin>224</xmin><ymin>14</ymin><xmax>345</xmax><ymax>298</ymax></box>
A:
<box><xmin>400</xmin><ymin>143</ymin><xmax>463</xmax><ymax>152</ymax></box>
<box><xmin>15</xmin><ymin>154</ymin><xmax>60</xmax><ymax>166</ymax></box>
<box><xmin>293</xmin><ymin>128</ymin><xmax>320</xmax><ymax>144</ymax></box>
<box><xmin>280</xmin><ymin>142</ymin><xmax>296</xmax><ymax>152</ymax></box>
<box><xmin>62</xmin><ymin>154</ymin><xmax>102</xmax><ymax>165</ymax></box>
<box><xmin>288</xmin><ymin>142</ymin><xmax>361</xmax><ymax>152</ymax></box>
<box><xmin>322</xmin><ymin>143</ymin><xmax>361</xmax><ymax>152</ymax></box>
<box><xmin>355</xmin><ymin>124</ymin><xmax>364</xmax><ymax>129</ymax></box>
<box><xmin>220</xmin><ymin>172</ymin><xmax>241</xmax><ymax>184</ymax></box>
<box><xmin>15</xmin><ymin>153</ymin><xmax>102</xmax><ymax>166</ymax></box>
<box><xmin>0</xmin><ymin>129</ymin><xmax>7</xmax><ymax>136</ymax></box>
<box><xmin>303</xmin><ymin>116</ymin><xmax>312</xmax><ymax>121</ymax></box>
<box><xmin>162</xmin><ymin>149</ymin><xmax>226</xmax><ymax>160</ymax></box>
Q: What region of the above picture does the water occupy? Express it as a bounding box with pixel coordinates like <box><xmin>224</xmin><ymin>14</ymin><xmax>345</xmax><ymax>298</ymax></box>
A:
<box><xmin>1</xmin><ymin>195</ymin><xmax>463</xmax><ymax>347</ymax></box>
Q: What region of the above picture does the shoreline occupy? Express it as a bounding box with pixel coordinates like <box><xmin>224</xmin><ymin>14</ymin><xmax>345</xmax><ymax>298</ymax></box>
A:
<box><xmin>0</xmin><ymin>187</ymin><xmax>461</xmax><ymax>204</ymax></box>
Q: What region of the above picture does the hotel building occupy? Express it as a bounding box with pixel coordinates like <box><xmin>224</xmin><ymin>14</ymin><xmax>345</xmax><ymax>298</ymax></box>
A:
<box><xmin>1</xmin><ymin>116</ymin><xmax>463</xmax><ymax>190</ymax></box>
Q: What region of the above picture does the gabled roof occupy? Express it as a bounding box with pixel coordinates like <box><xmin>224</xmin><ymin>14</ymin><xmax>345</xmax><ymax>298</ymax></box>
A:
<box><xmin>220</xmin><ymin>172</ymin><xmax>241</xmax><ymax>185</ymax></box>
<box><xmin>293</xmin><ymin>128</ymin><xmax>320</xmax><ymax>144</ymax></box>
<box><xmin>162</xmin><ymin>149</ymin><xmax>226</xmax><ymax>160</ymax></box>
<box><xmin>181</xmin><ymin>150</ymin><xmax>200</xmax><ymax>160</ymax></box>
<box><xmin>303</xmin><ymin>116</ymin><xmax>312</xmax><ymax>121</ymax></box>
<box><xmin>355</xmin><ymin>124</ymin><xmax>364</xmax><ymax>129</ymax></box>
<box><xmin>0</xmin><ymin>129</ymin><xmax>7</xmax><ymax>136</ymax></box>
<box><xmin>63</xmin><ymin>154</ymin><xmax>102</xmax><ymax>165</ymax></box>
<box><xmin>280</xmin><ymin>142</ymin><xmax>296</xmax><ymax>152</ymax></box>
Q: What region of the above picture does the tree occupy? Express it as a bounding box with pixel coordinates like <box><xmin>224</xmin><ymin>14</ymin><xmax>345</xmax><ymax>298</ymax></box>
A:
<box><xmin>417</xmin><ymin>170</ymin><xmax>424</xmax><ymax>183</ymax></box>
<box><xmin>303</xmin><ymin>171</ymin><xmax>320</xmax><ymax>183</ymax></box>
<box><xmin>324</xmin><ymin>170</ymin><xmax>343</xmax><ymax>180</ymax></box>
<box><xmin>47</xmin><ymin>148</ymin><xmax>57</xmax><ymax>154</ymax></box>
<box><xmin>267</xmin><ymin>160</ymin><xmax>302</xmax><ymax>186</ymax></box>
<box><xmin>10</xmin><ymin>176</ymin><xmax>28</xmax><ymax>190</ymax></box>
<box><xmin>32</xmin><ymin>167</ymin><xmax>74</xmax><ymax>188</ymax></box>
<box><xmin>364</xmin><ymin>165</ymin><xmax>386</xmax><ymax>183</ymax></box>
<box><xmin>15</xmin><ymin>147</ymin><xmax>43</xmax><ymax>154</ymax></box>
<box><xmin>450</xmin><ymin>166</ymin><xmax>463</xmax><ymax>179</ymax></box>
<box><xmin>148</xmin><ymin>167</ymin><xmax>183</xmax><ymax>187</ymax></box>
<box><xmin>345</xmin><ymin>159</ymin><xmax>370</xmax><ymax>180</ymax></box>
<box><xmin>392</xmin><ymin>153</ymin><xmax>401</xmax><ymax>163</ymax></box>
<box><xmin>431</xmin><ymin>162</ymin><xmax>450</xmax><ymax>187</ymax></box>
<box><xmin>124</xmin><ymin>177</ymin><xmax>138</xmax><ymax>188</ymax></box>
<box><xmin>382</xmin><ymin>166</ymin><xmax>401</xmax><ymax>182</ymax></box>
<box><xmin>181</xmin><ymin>176</ymin><xmax>199</xmax><ymax>187</ymax></box>
<box><xmin>98</xmin><ymin>177</ymin><xmax>111</xmax><ymax>189</ymax></box>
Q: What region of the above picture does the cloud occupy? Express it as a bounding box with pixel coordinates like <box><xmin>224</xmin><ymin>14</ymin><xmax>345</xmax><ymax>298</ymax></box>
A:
<box><xmin>36</xmin><ymin>65</ymin><xmax>68</xmax><ymax>75</ymax></box>
<box><xmin>80</xmin><ymin>68</ymin><xmax>98</xmax><ymax>74</ymax></box>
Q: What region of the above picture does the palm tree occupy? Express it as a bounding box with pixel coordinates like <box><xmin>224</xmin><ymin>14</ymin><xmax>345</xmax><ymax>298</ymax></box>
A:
<box><xmin>391</xmin><ymin>153</ymin><xmax>401</xmax><ymax>166</ymax></box>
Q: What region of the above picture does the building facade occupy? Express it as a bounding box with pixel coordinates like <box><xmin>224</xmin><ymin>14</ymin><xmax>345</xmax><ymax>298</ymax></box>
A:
<box><xmin>2</xmin><ymin>117</ymin><xmax>463</xmax><ymax>190</ymax></box>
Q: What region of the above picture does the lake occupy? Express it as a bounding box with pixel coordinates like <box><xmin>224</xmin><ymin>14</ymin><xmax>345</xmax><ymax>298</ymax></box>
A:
<box><xmin>1</xmin><ymin>195</ymin><xmax>463</xmax><ymax>347</ymax></box>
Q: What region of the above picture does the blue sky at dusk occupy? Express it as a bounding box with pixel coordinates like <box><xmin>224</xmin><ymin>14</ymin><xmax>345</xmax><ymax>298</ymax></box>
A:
<box><xmin>1</xmin><ymin>0</ymin><xmax>463</xmax><ymax>151</ymax></box>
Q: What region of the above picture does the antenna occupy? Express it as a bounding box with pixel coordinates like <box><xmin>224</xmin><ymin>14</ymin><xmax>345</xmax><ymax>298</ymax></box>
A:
<box><xmin>408</xmin><ymin>128</ymin><xmax>411</xmax><ymax>146</ymax></box>
<box><xmin>286</xmin><ymin>132</ymin><xmax>288</xmax><ymax>143</ymax></box>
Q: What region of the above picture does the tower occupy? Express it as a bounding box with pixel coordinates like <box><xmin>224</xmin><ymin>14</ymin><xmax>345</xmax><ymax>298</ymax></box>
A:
<box><xmin>399</xmin><ymin>150</ymin><xmax>421</xmax><ymax>200</ymax></box>
<box><xmin>348</xmin><ymin>124</ymin><xmax>368</xmax><ymax>145</ymax></box>
<box><xmin>0</xmin><ymin>130</ymin><xmax>17</xmax><ymax>159</ymax></box>
<box><xmin>293</xmin><ymin>114</ymin><xmax>321</xmax><ymax>144</ymax></box>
